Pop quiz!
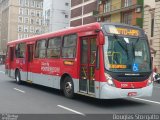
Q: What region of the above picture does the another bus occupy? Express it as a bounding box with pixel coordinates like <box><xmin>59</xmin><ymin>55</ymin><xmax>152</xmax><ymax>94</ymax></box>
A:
<box><xmin>5</xmin><ymin>22</ymin><xmax>153</xmax><ymax>99</ymax></box>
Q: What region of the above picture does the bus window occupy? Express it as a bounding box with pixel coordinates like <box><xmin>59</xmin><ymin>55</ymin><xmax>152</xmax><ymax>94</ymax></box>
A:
<box><xmin>62</xmin><ymin>34</ymin><xmax>77</xmax><ymax>58</ymax></box>
<box><xmin>15</xmin><ymin>43</ymin><xmax>26</xmax><ymax>58</ymax></box>
<box><xmin>47</xmin><ymin>37</ymin><xmax>61</xmax><ymax>58</ymax></box>
<box><xmin>10</xmin><ymin>47</ymin><xmax>14</xmax><ymax>61</ymax></box>
<box><xmin>35</xmin><ymin>40</ymin><xmax>46</xmax><ymax>58</ymax></box>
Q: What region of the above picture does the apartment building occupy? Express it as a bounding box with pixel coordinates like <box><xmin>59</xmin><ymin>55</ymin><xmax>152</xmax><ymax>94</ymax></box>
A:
<box><xmin>43</xmin><ymin>0</ymin><xmax>70</xmax><ymax>32</ymax></box>
<box><xmin>70</xmin><ymin>0</ymin><xmax>97</xmax><ymax>27</ymax></box>
<box><xmin>0</xmin><ymin>0</ymin><xmax>44</xmax><ymax>54</ymax></box>
<box><xmin>93</xmin><ymin>0</ymin><xmax>143</xmax><ymax>28</ymax></box>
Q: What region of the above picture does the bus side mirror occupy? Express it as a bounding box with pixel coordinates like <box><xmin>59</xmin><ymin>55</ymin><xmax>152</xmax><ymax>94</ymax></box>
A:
<box><xmin>95</xmin><ymin>29</ymin><xmax>105</xmax><ymax>45</ymax></box>
<box><xmin>99</xmin><ymin>31</ymin><xmax>105</xmax><ymax>45</ymax></box>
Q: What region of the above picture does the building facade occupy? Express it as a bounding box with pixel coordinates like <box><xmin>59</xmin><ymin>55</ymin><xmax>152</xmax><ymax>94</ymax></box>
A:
<box><xmin>0</xmin><ymin>0</ymin><xmax>44</xmax><ymax>54</ymax></box>
<box><xmin>143</xmin><ymin>0</ymin><xmax>160</xmax><ymax>72</ymax></box>
<box><xmin>93</xmin><ymin>0</ymin><xmax>143</xmax><ymax>28</ymax></box>
<box><xmin>70</xmin><ymin>0</ymin><xmax>97</xmax><ymax>27</ymax></box>
<box><xmin>43</xmin><ymin>0</ymin><xmax>70</xmax><ymax>32</ymax></box>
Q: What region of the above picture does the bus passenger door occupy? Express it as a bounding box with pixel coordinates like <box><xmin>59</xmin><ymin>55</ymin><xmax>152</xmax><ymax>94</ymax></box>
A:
<box><xmin>27</xmin><ymin>44</ymin><xmax>34</xmax><ymax>81</ymax></box>
<box><xmin>80</xmin><ymin>36</ymin><xmax>97</xmax><ymax>94</ymax></box>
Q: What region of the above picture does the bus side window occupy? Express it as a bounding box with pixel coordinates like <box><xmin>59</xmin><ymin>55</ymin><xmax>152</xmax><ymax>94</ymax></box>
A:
<box><xmin>47</xmin><ymin>37</ymin><xmax>61</xmax><ymax>58</ymax></box>
<box><xmin>62</xmin><ymin>34</ymin><xmax>77</xmax><ymax>58</ymax></box>
<box><xmin>15</xmin><ymin>43</ymin><xmax>26</xmax><ymax>58</ymax></box>
<box><xmin>10</xmin><ymin>47</ymin><xmax>14</xmax><ymax>61</ymax></box>
<box><xmin>35</xmin><ymin>40</ymin><xmax>46</xmax><ymax>58</ymax></box>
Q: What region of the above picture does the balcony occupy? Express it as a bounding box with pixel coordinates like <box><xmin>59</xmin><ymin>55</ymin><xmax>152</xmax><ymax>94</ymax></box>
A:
<box><xmin>93</xmin><ymin>0</ymin><xmax>143</xmax><ymax>17</ymax></box>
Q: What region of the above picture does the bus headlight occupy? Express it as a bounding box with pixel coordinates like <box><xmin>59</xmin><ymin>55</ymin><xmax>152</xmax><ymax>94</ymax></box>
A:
<box><xmin>147</xmin><ymin>75</ymin><xmax>153</xmax><ymax>86</ymax></box>
<box><xmin>105</xmin><ymin>73</ymin><xmax>115</xmax><ymax>87</ymax></box>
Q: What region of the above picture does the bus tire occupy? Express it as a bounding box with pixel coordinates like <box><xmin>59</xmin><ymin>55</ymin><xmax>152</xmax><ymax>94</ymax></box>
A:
<box><xmin>63</xmin><ymin>77</ymin><xmax>74</xmax><ymax>98</ymax></box>
<box><xmin>15</xmin><ymin>70</ymin><xmax>22</xmax><ymax>84</ymax></box>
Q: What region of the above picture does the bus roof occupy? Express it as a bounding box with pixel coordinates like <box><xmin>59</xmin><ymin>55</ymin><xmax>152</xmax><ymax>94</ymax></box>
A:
<box><xmin>7</xmin><ymin>22</ymin><xmax>143</xmax><ymax>45</ymax></box>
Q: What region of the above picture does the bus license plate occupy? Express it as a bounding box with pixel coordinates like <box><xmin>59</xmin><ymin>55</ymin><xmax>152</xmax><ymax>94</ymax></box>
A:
<box><xmin>128</xmin><ymin>92</ymin><xmax>137</xmax><ymax>97</ymax></box>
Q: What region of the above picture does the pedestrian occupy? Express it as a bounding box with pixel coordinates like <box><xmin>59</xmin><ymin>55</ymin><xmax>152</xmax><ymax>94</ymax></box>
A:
<box><xmin>153</xmin><ymin>65</ymin><xmax>157</xmax><ymax>73</ymax></box>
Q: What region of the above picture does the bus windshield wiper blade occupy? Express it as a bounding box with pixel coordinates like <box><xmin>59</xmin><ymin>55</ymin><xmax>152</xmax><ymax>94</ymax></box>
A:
<box><xmin>113</xmin><ymin>34</ymin><xmax>128</xmax><ymax>59</ymax></box>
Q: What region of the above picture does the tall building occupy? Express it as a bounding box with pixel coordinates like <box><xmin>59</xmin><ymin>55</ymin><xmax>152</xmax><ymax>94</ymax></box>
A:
<box><xmin>70</xmin><ymin>0</ymin><xmax>97</xmax><ymax>27</ymax></box>
<box><xmin>43</xmin><ymin>0</ymin><xmax>70</xmax><ymax>32</ymax></box>
<box><xmin>93</xmin><ymin>0</ymin><xmax>143</xmax><ymax>28</ymax></box>
<box><xmin>0</xmin><ymin>0</ymin><xmax>44</xmax><ymax>54</ymax></box>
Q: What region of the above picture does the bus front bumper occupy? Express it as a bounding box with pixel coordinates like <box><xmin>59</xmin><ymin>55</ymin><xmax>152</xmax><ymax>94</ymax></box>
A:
<box><xmin>99</xmin><ymin>82</ymin><xmax>153</xmax><ymax>99</ymax></box>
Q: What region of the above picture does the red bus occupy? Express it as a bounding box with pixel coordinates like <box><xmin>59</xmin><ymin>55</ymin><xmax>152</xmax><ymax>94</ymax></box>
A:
<box><xmin>5</xmin><ymin>22</ymin><xmax>153</xmax><ymax>99</ymax></box>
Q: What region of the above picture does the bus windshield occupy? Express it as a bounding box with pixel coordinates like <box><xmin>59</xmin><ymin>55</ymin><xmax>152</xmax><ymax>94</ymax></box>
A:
<box><xmin>104</xmin><ymin>35</ymin><xmax>151</xmax><ymax>72</ymax></box>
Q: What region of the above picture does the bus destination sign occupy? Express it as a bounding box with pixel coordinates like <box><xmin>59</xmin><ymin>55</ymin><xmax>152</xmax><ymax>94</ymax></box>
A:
<box><xmin>116</xmin><ymin>28</ymin><xmax>139</xmax><ymax>36</ymax></box>
<box><xmin>104</xmin><ymin>25</ymin><xmax>141</xmax><ymax>36</ymax></box>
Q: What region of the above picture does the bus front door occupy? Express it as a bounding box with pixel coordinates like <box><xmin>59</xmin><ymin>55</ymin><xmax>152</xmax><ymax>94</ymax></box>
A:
<box><xmin>27</xmin><ymin>44</ymin><xmax>34</xmax><ymax>81</ymax></box>
<box><xmin>80</xmin><ymin>36</ymin><xmax>96</xmax><ymax>94</ymax></box>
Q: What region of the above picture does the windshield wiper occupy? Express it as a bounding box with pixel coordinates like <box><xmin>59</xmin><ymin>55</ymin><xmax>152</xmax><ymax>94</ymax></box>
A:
<box><xmin>113</xmin><ymin>34</ymin><xmax>129</xmax><ymax>59</ymax></box>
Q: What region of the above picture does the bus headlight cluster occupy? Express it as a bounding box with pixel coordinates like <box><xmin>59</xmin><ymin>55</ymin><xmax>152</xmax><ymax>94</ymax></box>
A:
<box><xmin>147</xmin><ymin>75</ymin><xmax>153</xmax><ymax>86</ymax></box>
<box><xmin>105</xmin><ymin>73</ymin><xmax>115</xmax><ymax>87</ymax></box>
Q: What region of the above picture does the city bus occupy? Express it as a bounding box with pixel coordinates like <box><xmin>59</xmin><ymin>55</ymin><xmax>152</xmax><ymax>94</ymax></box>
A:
<box><xmin>5</xmin><ymin>22</ymin><xmax>153</xmax><ymax>99</ymax></box>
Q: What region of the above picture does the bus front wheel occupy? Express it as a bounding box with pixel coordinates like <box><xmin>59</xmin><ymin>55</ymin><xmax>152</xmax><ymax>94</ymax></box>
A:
<box><xmin>63</xmin><ymin>77</ymin><xmax>74</xmax><ymax>98</ymax></box>
<box><xmin>15</xmin><ymin>70</ymin><xmax>22</xmax><ymax>84</ymax></box>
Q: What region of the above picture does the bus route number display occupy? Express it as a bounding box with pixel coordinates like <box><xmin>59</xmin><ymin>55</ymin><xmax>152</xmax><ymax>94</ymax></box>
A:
<box><xmin>117</xmin><ymin>28</ymin><xmax>139</xmax><ymax>36</ymax></box>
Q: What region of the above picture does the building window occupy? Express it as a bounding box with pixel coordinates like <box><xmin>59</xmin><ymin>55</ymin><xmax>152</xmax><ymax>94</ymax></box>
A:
<box><xmin>40</xmin><ymin>2</ymin><xmax>43</xmax><ymax>8</ymax></box>
<box><xmin>25</xmin><ymin>0</ymin><xmax>29</xmax><ymax>7</ymax></box>
<box><xmin>30</xmin><ymin>18</ymin><xmax>34</xmax><ymax>24</ymax></box>
<box><xmin>18</xmin><ymin>25</ymin><xmax>23</xmax><ymax>32</ymax></box>
<box><xmin>65</xmin><ymin>15</ymin><xmax>68</xmax><ymax>18</ymax></box>
<box><xmin>62</xmin><ymin>34</ymin><xmax>77</xmax><ymax>58</ymax></box>
<box><xmin>104</xmin><ymin>0</ymin><xmax>110</xmax><ymax>13</ymax></box>
<box><xmin>24</xmin><ymin>34</ymin><xmax>29</xmax><ymax>38</ymax></box>
<box><xmin>65</xmin><ymin>3</ymin><xmax>69</xmax><ymax>6</ymax></box>
<box><xmin>30</xmin><ymin>26</ymin><xmax>34</xmax><ymax>33</ymax></box>
<box><xmin>40</xmin><ymin>11</ymin><xmax>43</xmax><ymax>17</ymax></box>
<box><xmin>24</xmin><ymin>8</ymin><xmax>29</xmax><ymax>16</ymax></box>
<box><xmin>24</xmin><ymin>17</ymin><xmax>29</xmax><ymax>24</ymax></box>
<box><xmin>18</xmin><ymin>34</ymin><xmax>24</xmax><ymax>39</ymax></box>
<box><xmin>122</xmin><ymin>12</ymin><xmax>132</xmax><ymax>25</ymax></box>
<box><xmin>18</xmin><ymin>16</ymin><xmax>23</xmax><ymax>23</ymax></box>
<box><xmin>124</xmin><ymin>0</ymin><xmax>132</xmax><ymax>7</ymax></box>
<box><xmin>35</xmin><ymin>27</ymin><xmax>41</xmax><ymax>34</ymax></box>
<box><xmin>24</xmin><ymin>26</ymin><xmax>29</xmax><ymax>32</ymax></box>
<box><xmin>36</xmin><ymin>1</ymin><xmax>40</xmax><ymax>8</ymax></box>
<box><xmin>36</xmin><ymin>18</ymin><xmax>40</xmax><ymax>25</ymax></box>
<box><xmin>19</xmin><ymin>8</ymin><xmax>23</xmax><ymax>15</ymax></box>
<box><xmin>30</xmin><ymin>1</ymin><xmax>35</xmax><ymax>7</ymax></box>
<box><xmin>30</xmin><ymin>9</ymin><xmax>35</xmax><ymax>16</ymax></box>
<box><xmin>36</xmin><ymin>10</ymin><xmax>40</xmax><ymax>17</ymax></box>
<box><xmin>151</xmin><ymin>18</ymin><xmax>154</xmax><ymax>37</ymax></box>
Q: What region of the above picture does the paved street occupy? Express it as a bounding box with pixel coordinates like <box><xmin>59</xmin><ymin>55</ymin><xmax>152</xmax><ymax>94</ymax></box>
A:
<box><xmin>0</xmin><ymin>65</ymin><xmax>160</xmax><ymax>115</ymax></box>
